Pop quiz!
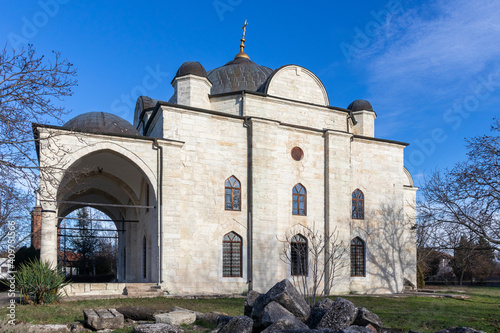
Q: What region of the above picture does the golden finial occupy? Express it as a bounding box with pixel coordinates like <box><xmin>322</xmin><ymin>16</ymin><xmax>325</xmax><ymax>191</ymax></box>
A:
<box><xmin>235</xmin><ymin>19</ymin><xmax>250</xmax><ymax>60</ymax></box>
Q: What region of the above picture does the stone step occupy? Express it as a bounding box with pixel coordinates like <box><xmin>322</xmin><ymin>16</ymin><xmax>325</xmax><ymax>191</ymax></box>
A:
<box><xmin>124</xmin><ymin>284</ymin><xmax>164</xmax><ymax>297</ymax></box>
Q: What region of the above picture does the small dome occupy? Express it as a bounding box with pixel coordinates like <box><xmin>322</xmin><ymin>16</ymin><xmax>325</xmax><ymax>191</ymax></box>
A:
<box><xmin>347</xmin><ymin>99</ymin><xmax>373</xmax><ymax>111</ymax></box>
<box><xmin>64</xmin><ymin>112</ymin><xmax>140</xmax><ymax>136</ymax></box>
<box><xmin>174</xmin><ymin>61</ymin><xmax>207</xmax><ymax>80</ymax></box>
<box><xmin>207</xmin><ymin>57</ymin><xmax>273</xmax><ymax>95</ymax></box>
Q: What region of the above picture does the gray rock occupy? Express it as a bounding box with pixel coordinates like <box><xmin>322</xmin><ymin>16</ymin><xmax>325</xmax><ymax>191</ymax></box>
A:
<box><xmin>266</xmin><ymin>279</ymin><xmax>311</xmax><ymax>321</ymax></box>
<box><xmin>217</xmin><ymin>315</ymin><xmax>233</xmax><ymax>327</ymax></box>
<box><xmin>83</xmin><ymin>309</ymin><xmax>124</xmax><ymax>331</ymax></box>
<box><xmin>380</xmin><ymin>329</ymin><xmax>404</xmax><ymax>333</ymax></box>
<box><xmin>29</xmin><ymin>325</ymin><xmax>69</xmax><ymax>332</ymax></box>
<box><xmin>244</xmin><ymin>290</ymin><xmax>261</xmax><ymax>317</ymax></box>
<box><xmin>435</xmin><ymin>328</ymin><xmax>485</xmax><ymax>333</ymax></box>
<box><xmin>316</xmin><ymin>298</ymin><xmax>358</xmax><ymax>331</ymax></box>
<box><xmin>261</xmin><ymin>317</ymin><xmax>310</xmax><ymax>332</ymax></box>
<box><xmin>306</xmin><ymin>298</ymin><xmax>334</xmax><ymax>329</ymax></box>
<box><xmin>116</xmin><ymin>306</ymin><xmax>158</xmax><ymax>321</ymax></box>
<box><xmin>338</xmin><ymin>325</ymin><xmax>376</xmax><ymax>333</ymax></box>
<box><xmin>155</xmin><ymin>310</ymin><xmax>196</xmax><ymax>326</ymax></box>
<box><xmin>251</xmin><ymin>292</ymin><xmax>271</xmax><ymax>322</ymax></box>
<box><xmin>69</xmin><ymin>322</ymin><xmax>92</xmax><ymax>333</ymax></box>
<box><xmin>353</xmin><ymin>307</ymin><xmax>383</xmax><ymax>331</ymax></box>
<box><xmin>218</xmin><ymin>315</ymin><xmax>253</xmax><ymax>333</ymax></box>
<box><xmin>133</xmin><ymin>323</ymin><xmax>184</xmax><ymax>333</ymax></box>
<box><xmin>261</xmin><ymin>301</ymin><xmax>298</xmax><ymax>328</ymax></box>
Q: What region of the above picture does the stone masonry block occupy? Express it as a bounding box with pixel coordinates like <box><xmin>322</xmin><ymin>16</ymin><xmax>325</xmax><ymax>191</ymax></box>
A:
<box><xmin>84</xmin><ymin>308</ymin><xmax>124</xmax><ymax>330</ymax></box>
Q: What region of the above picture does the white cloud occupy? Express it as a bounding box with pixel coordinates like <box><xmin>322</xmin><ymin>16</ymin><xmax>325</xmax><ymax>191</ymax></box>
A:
<box><xmin>363</xmin><ymin>0</ymin><xmax>500</xmax><ymax>135</ymax></box>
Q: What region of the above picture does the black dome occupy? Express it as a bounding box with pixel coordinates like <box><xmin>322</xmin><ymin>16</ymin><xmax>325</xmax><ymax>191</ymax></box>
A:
<box><xmin>174</xmin><ymin>61</ymin><xmax>207</xmax><ymax>80</ymax></box>
<box><xmin>347</xmin><ymin>99</ymin><xmax>373</xmax><ymax>111</ymax></box>
<box><xmin>64</xmin><ymin>112</ymin><xmax>140</xmax><ymax>136</ymax></box>
<box><xmin>207</xmin><ymin>57</ymin><xmax>273</xmax><ymax>95</ymax></box>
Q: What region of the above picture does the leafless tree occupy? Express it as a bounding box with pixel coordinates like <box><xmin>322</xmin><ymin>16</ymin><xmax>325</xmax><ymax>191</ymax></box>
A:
<box><xmin>279</xmin><ymin>224</ymin><xmax>349</xmax><ymax>306</ymax></box>
<box><xmin>419</xmin><ymin>119</ymin><xmax>500</xmax><ymax>252</ymax></box>
<box><xmin>0</xmin><ymin>44</ymin><xmax>77</xmax><ymax>248</ymax></box>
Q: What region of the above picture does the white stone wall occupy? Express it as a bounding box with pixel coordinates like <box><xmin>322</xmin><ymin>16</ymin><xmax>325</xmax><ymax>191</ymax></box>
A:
<box><xmin>158</xmin><ymin>106</ymin><xmax>249</xmax><ymax>294</ymax></box>
<box><xmin>266</xmin><ymin>65</ymin><xmax>329</xmax><ymax>106</ymax></box>
<box><xmin>171</xmin><ymin>75</ymin><xmax>212</xmax><ymax>109</ymax></box>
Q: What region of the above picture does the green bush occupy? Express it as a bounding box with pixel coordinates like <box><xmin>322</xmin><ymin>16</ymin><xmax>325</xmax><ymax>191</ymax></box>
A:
<box><xmin>9</xmin><ymin>258</ymin><xmax>71</xmax><ymax>304</ymax></box>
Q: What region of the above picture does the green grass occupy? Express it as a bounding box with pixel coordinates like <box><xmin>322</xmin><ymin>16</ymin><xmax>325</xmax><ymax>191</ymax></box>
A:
<box><xmin>340</xmin><ymin>287</ymin><xmax>500</xmax><ymax>333</ymax></box>
<box><xmin>1</xmin><ymin>287</ymin><xmax>499</xmax><ymax>332</ymax></box>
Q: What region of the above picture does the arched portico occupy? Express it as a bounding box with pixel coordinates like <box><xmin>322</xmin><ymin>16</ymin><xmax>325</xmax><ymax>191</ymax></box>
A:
<box><xmin>40</xmin><ymin>148</ymin><xmax>159</xmax><ymax>283</ymax></box>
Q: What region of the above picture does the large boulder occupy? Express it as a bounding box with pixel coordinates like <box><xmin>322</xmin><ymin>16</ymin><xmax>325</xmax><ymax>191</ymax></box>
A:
<box><xmin>260</xmin><ymin>317</ymin><xmax>309</xmax><ymax>332</ymax></box>
<box><xmin>133</xmin><ymin>323</ymin><xmax>183</xmax><ymax>333</ymax></box>
<box><xmin>155</xmin><ymin>310</ymin><xmax>196</xmax><ymax>326</ymax></box>
<box><xmin>316</xmin><ymin>298</ymin><xmax>358</xmax><ymax>331</ymax></box>
<box><xmin>83</xmin><ymin>309</ymin><xmax>124</xmax><ymax>331</ymax></box>
<box><xmin>116</xmin><ymin>306</ymin><xmax>158</xmax><ymax>321</ymax></box>
<box><xmin>266</xmin><ymin>280</ymin><xmax>311</xmax><ymax>321</ymax></box>
<box><xmin>306</xmin><ymin>298</ymin><xmax>334</xmax><ymax>329</ymax></box>
<box><xmin>245</xmin><ymin>290</ymin><xmax>262</xmax><ymax>316</ymax></box>
<box><xmin>353</xmin><ymin>307</ymin><xmax>383</xmax><ymax>332</ymax></box>
<box><xmin>261</xmin><ymin>301</ymin><xmax>298</xmax><ymax>328</ymax></box>
<box><xmin>218</xmin><ymin>315</ymin><xmax>254</xmax><ymax>333</ymax></box>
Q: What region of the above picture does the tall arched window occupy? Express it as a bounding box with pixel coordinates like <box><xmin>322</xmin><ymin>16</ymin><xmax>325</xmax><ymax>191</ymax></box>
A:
<box><xmin>292</xmin><ymin>184</ymin><xmax>306</xmax><ymax>216</ymax></box>
<box><xmin>223</xmin><ymin>231</ymin><xmax>242</xmax><ymax>277</ymax></box>
<box><xmin>142</xmin><ymin>236</ymin><xmax>147</xmax><ymax>279</ymax></box>
<box><xmin>351</xmin><ymin>237</ymin><xmax>365</xmax><ymax>277</ymax></box>
<box><xmin>225</xmin><ymin>176</ymin><xmax>241</xmax><ymax>211</ymax></box>
<box><xmin>291</xmin><ymin>234</ymin><xmax>308</xmax><ymax>276</ymax></box>
<box><xmin>352</xmin><ymin>189</ymin><xmax>364</xmax><ymax>219</ymax></box>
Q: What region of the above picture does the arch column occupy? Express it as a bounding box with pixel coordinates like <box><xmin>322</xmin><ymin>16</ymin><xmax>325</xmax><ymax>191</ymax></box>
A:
<box><xmin>40</xmin><ymin>209</ymin><xmax>58</xmax><ymax>267</ymax></box>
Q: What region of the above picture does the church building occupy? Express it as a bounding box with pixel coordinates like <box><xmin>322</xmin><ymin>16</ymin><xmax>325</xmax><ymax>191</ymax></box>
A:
<box><xmin>34</xmin><ymin>25</ymin><xmax>417</xmax><ymax>295</ymax></box>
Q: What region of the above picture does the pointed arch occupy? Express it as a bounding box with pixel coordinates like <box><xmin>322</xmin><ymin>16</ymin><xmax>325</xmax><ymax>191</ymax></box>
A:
<box><xmin>225</xmin><ymin>176</ymin><xmax>241</xmax><ymax>211</ymax></box>
<box><xmin>292</xmin><ymin>183</ymin><xmax>307</xmax><ymax>216</ymax></box>
<box><xmin>351</xmin><ymin>237</ymin><xmax>365</xmax><ymax>277</ymax></box>
<box><xmin>352</xmin><ymin>189</ymin><xmax>364</xmax><ymax>219</ymax></box>
<box><xmin>222</xmin><ymin>231</ymin><xmax>242</xmax><ymax>277</ymax></box>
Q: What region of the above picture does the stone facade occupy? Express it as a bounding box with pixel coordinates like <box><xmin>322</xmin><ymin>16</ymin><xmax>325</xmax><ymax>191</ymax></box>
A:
<box><xmin>34</xmin><ymin>48</ymin><xmax>417</xmax><ymax>296</ymax></box>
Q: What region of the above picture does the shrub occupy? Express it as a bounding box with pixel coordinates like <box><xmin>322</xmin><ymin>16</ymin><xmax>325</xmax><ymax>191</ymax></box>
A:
<box><xmin>10</xmin><ymin>258</ymin><xmax>70</xmax><ymax>304</ymax></box>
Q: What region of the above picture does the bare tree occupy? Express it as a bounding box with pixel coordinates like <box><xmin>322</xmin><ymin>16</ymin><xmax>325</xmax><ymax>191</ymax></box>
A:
<box><xmin>420</xmin><ymin>119</ymin><xmax>500</xmax><ymax>252</ymax></box>
<box><xmin>0</xmin><ymin>44</ymin><xmax>77</xmax><ymax>247</ymax></box>
<box><xmin>279</xmin><ymin>224</ymin><xmax>349</xmax><ymax>306</ymax></box>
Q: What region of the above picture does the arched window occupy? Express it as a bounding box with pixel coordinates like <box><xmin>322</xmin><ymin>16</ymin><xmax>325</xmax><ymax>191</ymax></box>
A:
<box><xmin>291</xmin><ymin>234</ymin><xmax>308</xmax><ymax>276</ymax></box>
<box><xmin>352</xmin><ymin>189</ymin><xmax>364</xmax><ymax>219</ymax></box>
<box><xmin>292</xmin><ymin>184</ymin><xmax>306</xmax><ymax>216</ymax></box>
<box><xmin>225</xmin><ymin>176</ymin><xmax>241</xmax><ymax>211</ymax></box>
<box><xmin>223</xmin><ymin>232</ymin><xmax>242</xmax><ymax>277</ymax></box>
<box><xmin>142</xmin><ymin>236</ymin><xmax>147</xmax><ymax>279</ymax></box>
<box><xmin>351</xmin><ymin>237</ymin><xmax>365</xmax><ymax>277</ymax></box>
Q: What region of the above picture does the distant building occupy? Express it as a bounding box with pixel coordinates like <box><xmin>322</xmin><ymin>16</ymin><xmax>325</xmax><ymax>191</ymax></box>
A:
<box><xmin>33</xmin><ymin>27</ymin><xmax>417</xmax><ymax>295</ymax></box>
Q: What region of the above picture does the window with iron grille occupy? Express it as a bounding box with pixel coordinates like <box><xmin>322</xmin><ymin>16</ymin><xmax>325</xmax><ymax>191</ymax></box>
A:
<box><xmin>223</xmin><ymin>231</ymin><xmax>242</xmax><ymax>277</ymax></box>
<box><xmin>291</xmin><ymin>234</ymin><xmax>308</xmax><ymax>276</ymax></box>
<box><xmin>351</xmin><ymin>237</ymin><xmax>365</xmax><ymax>277</ymax></box>
<box><xmin>142</xmin><ymin>236</ymin><xmax>147</xmax><ymax>279</ymax></box>
<box><xmin>225</xmin><ymin>176</ymin><xmax>241</xmax><ymax>211</ymax></box>
<box><xmin>352</xmin><ymin>189</ymin><xmax>364</xmax><ymax>219</ymax></box>
<box><xmin>292</xmin><ymin>184</ymin><xmax>306</xmax><ymax>216</ymax></box>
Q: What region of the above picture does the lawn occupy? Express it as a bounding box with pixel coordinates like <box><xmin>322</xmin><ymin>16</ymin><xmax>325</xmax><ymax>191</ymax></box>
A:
<box><xmin>1</xmin><ymin>287</ymin><xmax>499</xmax><ymax>332</ymax></box>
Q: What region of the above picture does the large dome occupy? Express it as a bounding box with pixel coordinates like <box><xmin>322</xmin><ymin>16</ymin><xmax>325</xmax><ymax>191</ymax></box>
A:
<box><xmin>207</xmin><ymin>57</ymin><xmax>273</xmax><ymax>95</ymax></box>
<box><xmin>64</xmin><ymin>112</ymin><xmax>140</xmax><ymax>136</ymax></box>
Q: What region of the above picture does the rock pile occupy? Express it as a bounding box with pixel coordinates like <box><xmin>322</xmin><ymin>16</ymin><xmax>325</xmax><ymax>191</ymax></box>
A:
<box><xmin>213</xmin><ymin>279</ymin><xmax>484</xmax><ymax>333</ymax></box>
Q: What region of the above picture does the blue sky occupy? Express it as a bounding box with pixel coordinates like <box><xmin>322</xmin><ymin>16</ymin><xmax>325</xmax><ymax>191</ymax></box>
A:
<box><xmin>2</xmin><ymin>0</ymin><xmax>499</xmax><ymax>187</ymax></box>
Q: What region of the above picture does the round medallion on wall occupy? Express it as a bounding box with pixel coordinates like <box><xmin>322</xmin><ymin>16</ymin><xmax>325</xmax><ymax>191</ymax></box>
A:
<box><xmin>291</xmin><ymin>147</ymin><xmax>304</xmax><ymax>161</ymax></box>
